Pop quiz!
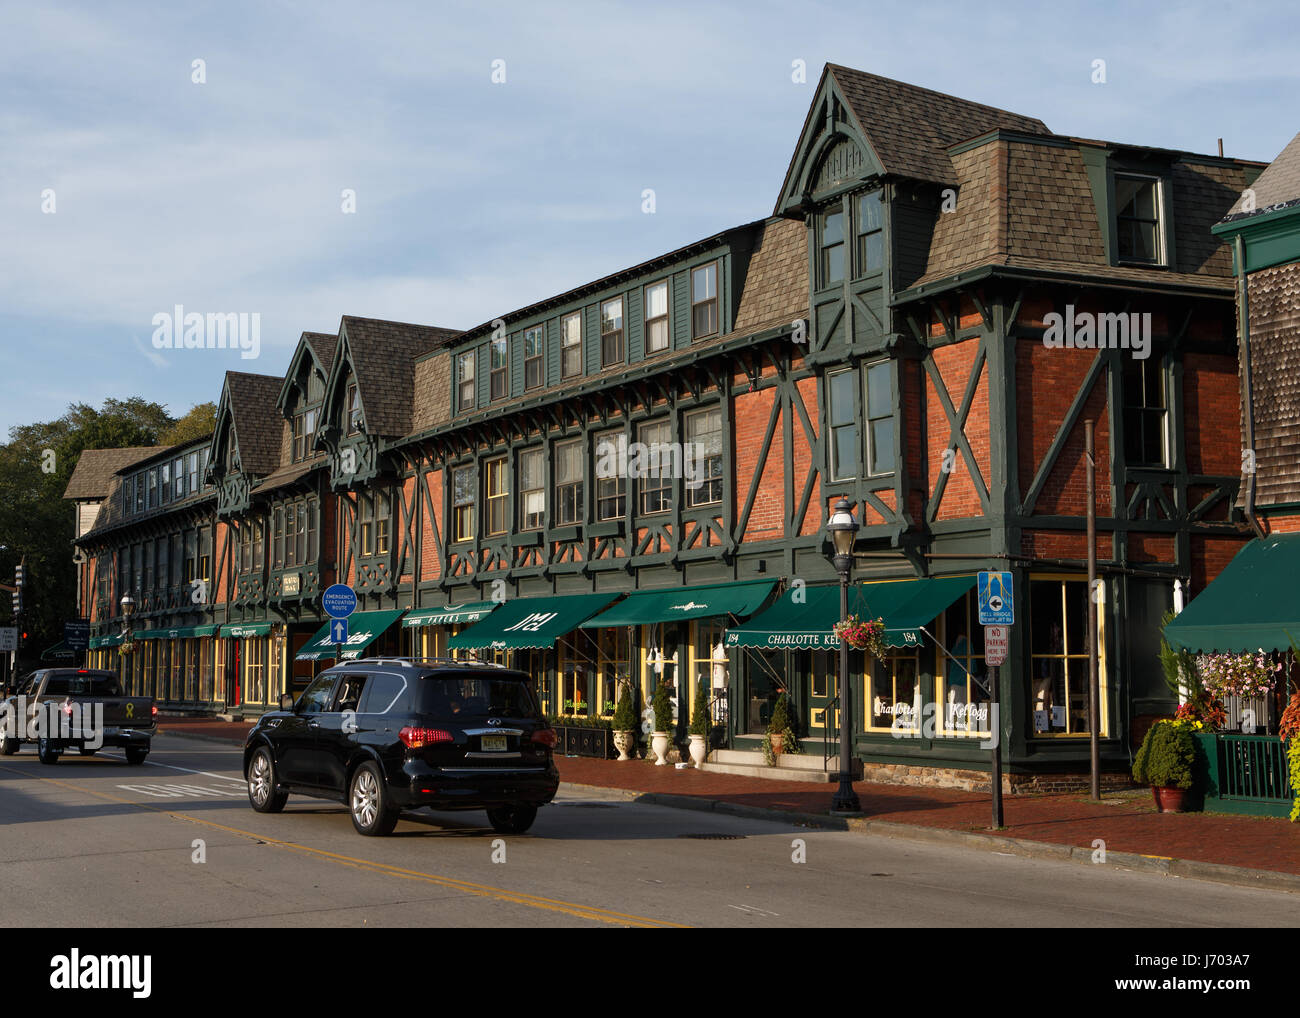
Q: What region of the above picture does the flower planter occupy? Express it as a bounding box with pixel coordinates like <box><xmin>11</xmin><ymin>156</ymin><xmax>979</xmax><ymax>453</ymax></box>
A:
<box><xmin>613</xmin><ymin>729</ymin><xmax>635</xmax><ymax>762</ymax></box>
<box><xmin>651</xmin><ymin>731</ymin><xmax>670</xmax><ymax>766</ymax></box>
<box><xmin>688</xmin><ymin>733</ymin><xmax>707</xmax><ymax>767</ymax></box>
<box><xmin>1151</xmin><ymin>786</ymin><xmax>1191</xmax><ymax>813</ymax></box>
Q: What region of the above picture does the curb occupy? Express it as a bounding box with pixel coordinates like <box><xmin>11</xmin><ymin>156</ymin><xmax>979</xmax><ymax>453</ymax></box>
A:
<box><xmin>562</xmin><ymin>782</ymin><xmax>1300</xmax><ymax>895</ymax></box>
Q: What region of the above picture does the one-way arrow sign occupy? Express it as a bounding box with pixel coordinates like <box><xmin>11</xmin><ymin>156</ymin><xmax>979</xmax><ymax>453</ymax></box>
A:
<box><xmin>331</xmin><ymin>618</ymin><xmax>349</xmax><ymax>645</ymax></box>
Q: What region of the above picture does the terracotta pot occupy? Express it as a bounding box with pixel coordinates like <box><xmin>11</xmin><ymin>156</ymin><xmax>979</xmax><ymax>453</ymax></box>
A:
<box><xmin>1152</xmin><ymin>786</ymin><xmax>1190</xmax><ymax>813</ymax></box>
<box><xmin>651</xmin><ymin>731</ymin><xmax>670</xmax><ymax>766</ymax></box>
<box><xmin>769</xmin><ymin>732</ymin><xmax>785</xmax><ymax>756</ymax></box>
<box><xmin>688</xmin><ymin>733</ymin><xmax>707</xmax><ymax>766</ymax></box>
<box><xmin>613</xmin><ymin>729</ymin><xmax>635</xmax><ymax>762</ymax></box>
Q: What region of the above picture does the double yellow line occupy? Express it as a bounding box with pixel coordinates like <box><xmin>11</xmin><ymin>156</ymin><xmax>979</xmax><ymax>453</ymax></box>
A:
<box><xmin>1</xmin><ymin>763</ymin><xmax>686</xmax><ymax>928</ymax></box>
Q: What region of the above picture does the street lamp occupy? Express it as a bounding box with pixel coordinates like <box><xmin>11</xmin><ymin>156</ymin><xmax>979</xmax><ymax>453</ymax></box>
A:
<box><xmin>826</xmin><ymin>498</ymin><xmax>862</xmax><ymax>815</ymax></box>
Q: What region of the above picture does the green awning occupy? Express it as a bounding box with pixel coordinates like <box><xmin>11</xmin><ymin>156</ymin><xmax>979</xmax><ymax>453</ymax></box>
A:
<box><xmin>725</xmin><ymin>584</ymin><xmax>842</xmax><ymax>648</ymax></box>
<box><xmin>89</xmin><ymin>632</ymin><xmax>125</xmax><ymax>649</ymax></box>
<box><xmin>136</xmin><ymin>624</ymin><xmax>218</xmax><ymax>640</ymax></box>
<box><xmin>580</xmin><ymin>580</ymin><xmax>777</xmax><ymax>629</ymax></box>
<box><xmin>221</xmin><ymin>622</ymin><xmax>273</xmax><ymax>638</ymax></box>
<box><xmin>40</xmin><ymin>640</ymin><xmax>77</xmax><ymax>661</ymax></box>
<box><xmin>1165</xmin><ymin>535</ymin><xmax>1300</xmax><ymax>652</ymax></box>
<box><xmin>879</xmin><ymin>576</ymin><xmax>977</xmax><ymax>649</ymax></box>
<box><xmin>402</xmin><ymin>601</ymin><xmax>499</xmax><ymax>628</ymax></box>
<box><xmin>449</xmin><ymin>593</ymin><xmax>619</xmax><ymax>650</ymax></box>
<box><xmin>296</xmin><ymin>609</ymin><xmax>406</xmax><ymax>661</ymax></box>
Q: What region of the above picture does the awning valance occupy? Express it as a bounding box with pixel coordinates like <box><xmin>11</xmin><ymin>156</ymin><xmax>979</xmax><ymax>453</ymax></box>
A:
<box><xmin>580</xmin><ymin>580</ymin><xmax>776</xmax><ymax>629</ymax></box>
<box><xmin>725</xmin><ymin>576</ymin><xmax>977</xmax><ymax>651</ymax></box>
<box><xmin>221</xmin><ymin>622</ymin><xmax>273</xmax><ymax>638</ymax></box>
<box><xmin>136</xmin><ymin>623</ymin><xmax>221</xmax><ymax>640</ymax></box>
<box><xmin>1165</xmin><ymin>536</ymin><xmax>1300</xmax><ymax>652</ymax></box>
<box><xmin>89</xmin><ymin>632</ymin><xmax>125</xmax><ymax>649</ymax></box>
<box><xmin>448</xmin><ymin>593</ymin><xmax>619</xmax><ymax>650</ymax></box>
<box><xmin>402</xmin><ymin>601</ymin><xmax>499</xmax><ymax>628</ymax></box>
<box><xmin>296</xmin><ymin>609</ymin><xmax>406</xmax><ymax>661</ymax></box>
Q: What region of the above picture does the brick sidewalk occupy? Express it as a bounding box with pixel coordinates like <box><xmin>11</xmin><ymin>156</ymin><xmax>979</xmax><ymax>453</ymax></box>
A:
<box><xmin>157</xmin><ymin>717</ymin><xmax>1300</xmax><ymax>877</ymax></box>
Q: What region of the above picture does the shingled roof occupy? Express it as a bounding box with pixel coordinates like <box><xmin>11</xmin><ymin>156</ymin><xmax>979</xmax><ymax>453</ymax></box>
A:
<box><xmin>1221</xmin><ymin>131</ymin><xmax>1300</xmax><ymax>221</ymax></box>
<box><xmin>340</xmin><ymin>317</ymin><xmax>461</xmax><ymax>437</ymax></box>
<box><xmin>62</xmin><ymin>446</ymin><xmax>163</xmax><ymax>501</ymax></box>
<box><xmin>825</xmin><ymin>64</ymin><xmax>1049</xmax><ymax>187</ymax></box>
<box><xmin>904</xmin><ymin>133</ymin><xmax>1255</xmax><ymax>295</ymax></box>
<box><xmin>303</xmin><ymin>331</ymin><xmax>338</xmax><ymax>376</ymax></box>
<box><xmin>224</xmin><ymin>372</ymin><xmax>285</xmax><ymax>476</ymax></box>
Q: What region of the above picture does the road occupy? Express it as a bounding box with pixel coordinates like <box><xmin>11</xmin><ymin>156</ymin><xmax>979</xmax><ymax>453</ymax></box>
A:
<box><xmin>0</xmin><ymin>732</ymin><xmax>1296</xmax><ymax>928</ymax></box>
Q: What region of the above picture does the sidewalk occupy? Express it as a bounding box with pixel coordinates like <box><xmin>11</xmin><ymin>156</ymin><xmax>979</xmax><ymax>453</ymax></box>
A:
<box><xmin>157</xmin><ymin>716</ymin><xmax>1300</xmax><ymax>887</ymax></box>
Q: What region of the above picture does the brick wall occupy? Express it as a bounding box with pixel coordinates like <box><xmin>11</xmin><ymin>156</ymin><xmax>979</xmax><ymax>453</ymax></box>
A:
<box><xmin>1189</xmin><ymin>534</ymin><xmax>1245</xmax><ymax>592</ymax></box>
<box><xmin>421</xmin><ymin>467</ymin><xmax>443</xmax><ymax>581</ymax></box>
<box><xmin>734</xmin><ymin>386</ymin><xmax>784</xmax><ymax>544</ymax></box>
<box><xmin>795</xmin><ymin>376</ymin><xmax>822</xmax><ymax>537</ymax></box>
<box><xmin>928</xmin><ymin>338</ymin><xmax>989</xmax><ymax>520</ymax></box>
<box><xmin>1183</xmin><ymin>351</ymin><xmax>1241</xmax><ymax>476</ymax></box>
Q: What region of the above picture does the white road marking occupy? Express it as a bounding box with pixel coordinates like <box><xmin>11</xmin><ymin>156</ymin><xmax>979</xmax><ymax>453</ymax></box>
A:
<box><xmin>728</xmin><ymin>903</ymin><xmax>780</xmax><ymax>917</ymax></box>
<box><xmin>115</xmin><ymin>782</ymin><xmax>242</xmax><ymax>798</ymax></box>
<box><xmin>97</xmin><ymin>752</ymin><xmax>246</xmax><ymax>786</ymax></box>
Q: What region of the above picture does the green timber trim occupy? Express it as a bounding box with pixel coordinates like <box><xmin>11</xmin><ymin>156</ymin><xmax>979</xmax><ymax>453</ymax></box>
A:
<box><xmin>892</xmin><ymin>263</ymin><xmax>1234</xmax><ymax>305</ymax></box>
<box><xmin>923</xmin><ymin>334</ymin><xmax>990</xmax><ymax>519</ymax></box>
<box><xmin>1020</xmin><ymin>350</ymin><xmax>1108</xmax><ymax>515</ymax></box>
<box><xmin>1212</xmin><ymin>201</ymin><xmax>1300</xmax><ymax>274</ymax></box>
<box><xmin>579</xmin><ymin>579</ymin><xmax>776</xmax><ymax>628</ymax></box>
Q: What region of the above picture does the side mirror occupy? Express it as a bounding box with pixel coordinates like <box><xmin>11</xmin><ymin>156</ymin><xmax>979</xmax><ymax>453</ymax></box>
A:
<box><xmin>279</xmin><ymin>693</ymin><xmax>295</xmax><ymax>712</ymax></box>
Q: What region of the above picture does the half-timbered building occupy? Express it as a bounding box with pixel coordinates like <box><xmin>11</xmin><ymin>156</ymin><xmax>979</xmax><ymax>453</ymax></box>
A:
<box><xmin>69</xmin><ymin>64</ymin><xmax>1264</xmax><ymax>788</ymax></box>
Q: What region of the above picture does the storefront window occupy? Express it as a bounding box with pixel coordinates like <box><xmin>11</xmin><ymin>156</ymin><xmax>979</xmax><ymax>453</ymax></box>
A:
<box><xmin>691</xmin><ymin>619</ymin><xmax>727</xmax><ymax>724</ymax></box>
<box><xmin>1029</xmin><ymin>578</ymin><xmax>1105</xmax><ymax>736</ymax></box>
<box><xmin>595</xmin><ymin>627</ymin><xmax>632</xmax><ymax>717</ymax></box>
<box><xmin>246</xmin><ymin>638</ymin><xmax>266</xmax><ymax>705</ymax></box>
<box><xmin>558</xmin><ymin>632</ymin><xmax>593</xmax><ymax>716</ymax></box>
<box><xmin>869</xmin><ymin>650</ymin><xmax>920</xmax><ymax>733</ymax></box>
<box><xmin>939</xmin><ymin>592</ymin><xmax>991</xmax><ymax>736</ymax></box>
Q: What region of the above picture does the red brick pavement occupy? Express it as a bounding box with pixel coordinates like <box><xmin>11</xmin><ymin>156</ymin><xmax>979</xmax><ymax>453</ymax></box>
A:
<box><xmin>158</xmin><ymin>717</ymin><xmax>1300</xmax><ymax>877</ymax></box>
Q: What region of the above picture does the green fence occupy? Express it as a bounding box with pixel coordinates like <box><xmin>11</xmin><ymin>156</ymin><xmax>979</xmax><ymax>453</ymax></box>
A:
<box><xmin>1195</xmin><ymin>732</ymin><xmax>1293</xmax><ymax>818</ymax></box>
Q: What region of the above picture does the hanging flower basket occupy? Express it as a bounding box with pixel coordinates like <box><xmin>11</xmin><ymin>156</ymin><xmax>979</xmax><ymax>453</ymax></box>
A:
<box><xmin>118</xmin><ymin>640</ymin><xmax>136</xmax><ymax>657</ymax></box>
<box><xmin>1196</xmin><ymin>650</ymin><xmax>1281</xmax><ymax>700</ymax></box>
<box><xmin>832</xmin><ymin>615</ymin><xmax>886</xmax><ymax>656</ymax></box>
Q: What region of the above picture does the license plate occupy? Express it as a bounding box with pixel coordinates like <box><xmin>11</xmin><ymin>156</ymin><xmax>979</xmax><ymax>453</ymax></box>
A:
<box><xmin>480</xmin><ymin>735</ymin><xmax>508</xmax><ymax>752</ymax></box>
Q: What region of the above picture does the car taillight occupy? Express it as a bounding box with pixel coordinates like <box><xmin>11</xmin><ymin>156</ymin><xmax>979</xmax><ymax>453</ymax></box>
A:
<box><xmin>531</xmin><ymin>728</ymin><xmax>557</xmax><ymax>748</ymax></box>
<box><xmin>400</xmin><ymin>726</ymin><xmax>454</xmax><ymax>748</ymax></box>
<box><xmin>151</xmin><ymin>705</ymin><xmax>158</xmax><ymax>717</ymax></box>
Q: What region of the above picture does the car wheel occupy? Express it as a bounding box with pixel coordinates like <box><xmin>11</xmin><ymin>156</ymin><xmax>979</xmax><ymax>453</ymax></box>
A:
<box><xmin>247</xmin><ymin>747</ymin><xmax>288</xmax><ymax>813</ymax></box>
<box><xmin>0</xmin><ymin>737</ymin><xmax>19</xmax><ymax>755</ymax></box>
<box><xmin>349</xmin><ymin>761</ymin><xmax>399</xmax><ymax>836</ymax></box>
<box><xmin>77</xmin><ymin>745</ymin><xmax>97</xmax><ymax>756</ymax></box>
<box><xmin>36</xmin><ymin>738</ymin><xmax>59</xmax><ymax>765</ymax></box>
<box><xmin>125</xmin><ymin>747</ymin><xmax>148</xmax><ymax>766</ymax></box>
<box><xmin>486</xmin><ymin>805</ymin><xmax>538</xmax><ymax>834</ymax></box>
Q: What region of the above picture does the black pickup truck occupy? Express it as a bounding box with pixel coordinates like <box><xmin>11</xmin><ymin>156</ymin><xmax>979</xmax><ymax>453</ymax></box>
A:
<box><xmin>0</xmin><ymin>668</ymin><xmax>155</xmax><ymax>764</ymax></box>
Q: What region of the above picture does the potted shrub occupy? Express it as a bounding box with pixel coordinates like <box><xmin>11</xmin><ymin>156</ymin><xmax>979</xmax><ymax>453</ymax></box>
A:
<box><xmin>612</xmin><ymin>681</ymin><xmax>638</xmax><ymax>762</ymax></box>
<box><xmin>763</xmin><ymin>692</ymin><xmax>800</xmax><ymax>765</ymax></box>
<box><xmin>688</xmin><ymin>680</ymin><xmax>710</xmax><ymax>766</ymax></box>
<box><xmin>1132</xmin><ymin>719</ymin><xmax>1198</xmax><ymax>812</ymax></box>
<box><xmin>650</xmin><ymin>682</ymin><xmax>673</xmax><ymax>766</ymax></box>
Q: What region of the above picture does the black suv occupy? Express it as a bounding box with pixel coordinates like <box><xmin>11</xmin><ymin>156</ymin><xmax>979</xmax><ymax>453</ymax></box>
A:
<box><xmin>242</xmin><ymin>658</ymin><xmax>559</xmax><ymax>836</ymax></box>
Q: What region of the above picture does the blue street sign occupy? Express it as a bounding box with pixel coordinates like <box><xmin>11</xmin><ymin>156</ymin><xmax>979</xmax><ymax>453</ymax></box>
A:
<box><xmin>322</xmin><ymin>584</ymin><xmax>357</xmax><ymax>619</ymax></box>
<box><xmin>330</xmin><ymin>618</ymin><xmax>349</xmax><ymax>645</ymax></box>
<box><xmin>64</xmin><ymin>620</ymin><xmax>90</xmax><ymax>651</ymax></box>
<box><xmin>978</xmin><ymin>571</ymin><xmax>1014</xmax><ymax>625</ymax></box>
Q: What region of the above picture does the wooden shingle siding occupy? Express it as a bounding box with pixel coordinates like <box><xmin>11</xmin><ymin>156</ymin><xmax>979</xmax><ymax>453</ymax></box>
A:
<box><xmin>1246</xmin><ymin>260</ymin><xmax>1300</xmax><ymax>506</ymax></box>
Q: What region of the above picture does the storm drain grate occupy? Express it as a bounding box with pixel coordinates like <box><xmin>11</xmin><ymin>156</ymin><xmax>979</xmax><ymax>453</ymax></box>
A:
<box><xmin>677</xmin><ymin>833</ymin><xmax>747</xmax><ymax>840</ymax></box>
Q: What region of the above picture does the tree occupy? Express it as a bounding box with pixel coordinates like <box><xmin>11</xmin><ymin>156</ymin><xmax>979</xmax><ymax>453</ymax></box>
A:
<box><xmin>0</xmin><ymin>398</ymin><xmax>174</xmax><ymax>669</ymax></box>
<box><xmin>159</xmin><ymin>402</ymin><xmax>217</xmax><ymax>447</ymax></box>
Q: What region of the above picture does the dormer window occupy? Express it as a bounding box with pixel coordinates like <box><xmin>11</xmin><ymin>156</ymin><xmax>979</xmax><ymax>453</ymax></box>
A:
<box><xmin>691</xmin><ymin>263</ymin><xmax>718</xmax><ymax>340</ymax></box>
<box><xmin>855</xmin><ymin>191</ymin><xmax>884</xmax><ymax>276</ymax></box>
<box><xmin>820</xmin><ymin>210</ymin><xmax>845</xmax><ymax>287</ymax></box>
<box><xmin>1115</xmin><ymin>174</ymin><xmax>1163</xmax><ymax>264</ymax></box>
<box><xmin>489</xmin><ymin>336</ymin><xmax>507</xmax><ymax>400</ymax></box>
<box><xmin>457</xmin><ymin>351</ymin><xmax>476</xmax><ymax>411</ymax></box>
<box><xmin>292</xmin><ymin>407</ymin><xmax>317</xmax><ymax>462</ymax></box>
<box><xmin>524</xmin><ymin>326</ymin><xmax>544</xmax><ymax>390</ymax></box>
<box><xmin>346</xmin><ymin>384</ymin><xmax>362</xmax><ymax>434</ymax></box>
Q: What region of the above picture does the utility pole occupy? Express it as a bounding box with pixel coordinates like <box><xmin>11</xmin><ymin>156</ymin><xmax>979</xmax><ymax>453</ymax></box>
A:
<box><xmin>1086</xmin><ymin>422</ymin><xmax>1101</xmax><ymax>801</ymax></box>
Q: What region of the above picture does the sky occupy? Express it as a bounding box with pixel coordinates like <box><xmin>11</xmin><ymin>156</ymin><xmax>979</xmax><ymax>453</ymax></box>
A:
<box><xmin>1</xmin><ymin>0</ymin><xmax>1296</xmax><ymax>438</ymax></box>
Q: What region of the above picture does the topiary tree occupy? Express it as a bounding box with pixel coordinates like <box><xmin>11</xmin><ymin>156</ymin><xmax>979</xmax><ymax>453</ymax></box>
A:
<box><xmin>1132</xmin><ymin>720</ymin><xmax>1196</xmax><ymax>789</ymax></box>
<box><xmin>612</xmin><ymin>679</ymin><xmax>637</xmax><ymax>731</ymax></box>
<box><xmin>651</xmin><ymin>681</ymin><xmax>673</xmax><ymax>733</ymax></box>
<box><xmin>689</xmin><ymin>680</ymin><xmax>711</xmax><ymax>736</ymax></box>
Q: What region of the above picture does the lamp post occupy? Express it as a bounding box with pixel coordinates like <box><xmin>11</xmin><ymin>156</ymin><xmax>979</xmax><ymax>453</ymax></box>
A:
<box><xmin>827</xmin><ymin>498</ymin><xmax>862</xmax><ymax>815</ymax></box>
<box><xmin>119</xmin><ymin>593</ymin><xmax>135</xmax><ymax>686</ymax></box>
